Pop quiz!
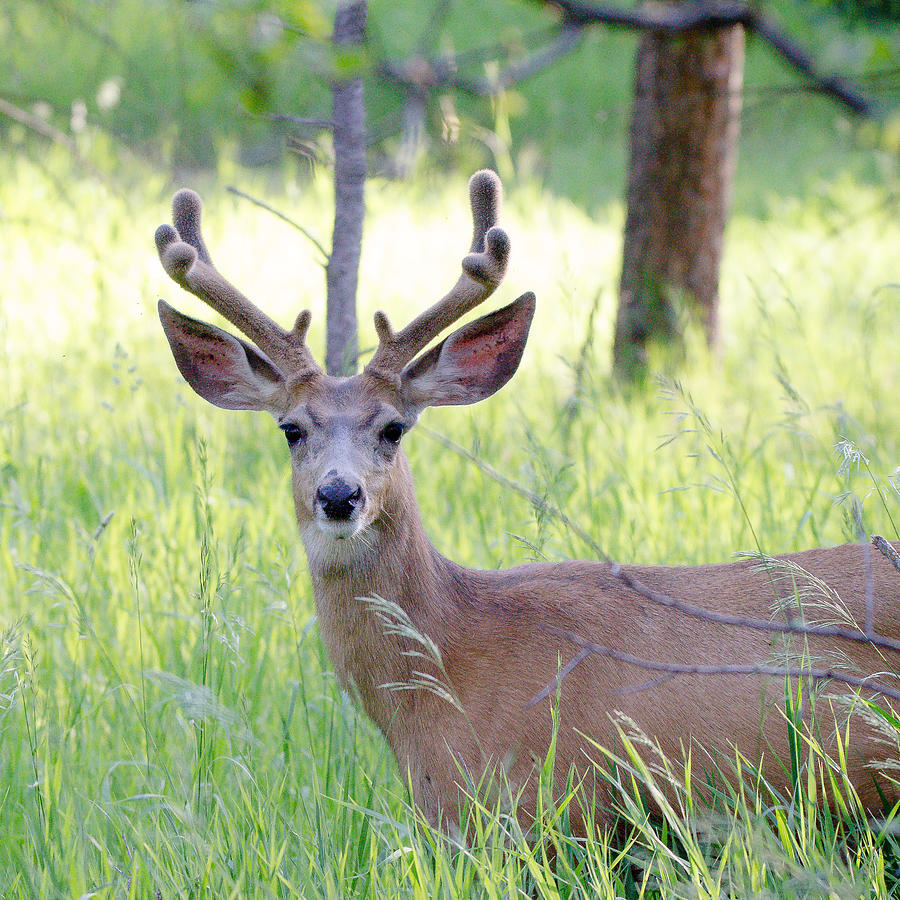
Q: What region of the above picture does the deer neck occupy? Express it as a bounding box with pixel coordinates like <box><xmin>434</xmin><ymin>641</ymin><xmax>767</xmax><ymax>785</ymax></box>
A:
<box><xmin>299</xmin><ymin>451</ymin><xmax>454</xmax><ymax>734</ymax></box>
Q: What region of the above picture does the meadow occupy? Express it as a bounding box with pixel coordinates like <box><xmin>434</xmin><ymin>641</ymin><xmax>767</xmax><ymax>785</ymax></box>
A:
<box><xmin>2</xmin><ymin>146</ymin><xmax>900</xmax><ymax>896</ymax></box>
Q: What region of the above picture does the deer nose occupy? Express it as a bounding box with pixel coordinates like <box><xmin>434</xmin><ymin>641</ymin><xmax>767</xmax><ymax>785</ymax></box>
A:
<box><xmin>316</xmin><ymin>480</ymin><xmax>364</xmax><ymax>521</ymax></box>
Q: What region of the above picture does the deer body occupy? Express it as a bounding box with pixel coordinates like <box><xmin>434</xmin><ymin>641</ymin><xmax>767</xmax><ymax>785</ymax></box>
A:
<box><xmin>303</xmin><ymin>440</ymin><xmax>899</xmax><ymax>826</ymax></box>
<box><xmin>154</xmin><ymin>172</ymin><xmax>898</xmax><ymax>832</ymax></box>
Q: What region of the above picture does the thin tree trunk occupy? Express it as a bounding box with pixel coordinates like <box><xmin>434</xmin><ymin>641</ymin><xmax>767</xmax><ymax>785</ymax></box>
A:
<box><xmin>613</xmin><ymin>17</ymin><xmax>744</xmax><ymax>381</ymax></box>
<box><xmin>326</xmin><ymin>1</ymin><xmax>367</xmax><ymax>376</ymax></box>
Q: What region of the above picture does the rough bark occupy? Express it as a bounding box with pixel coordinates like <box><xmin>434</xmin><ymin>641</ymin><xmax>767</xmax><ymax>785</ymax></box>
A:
<box><xmin>327</xmin><ymin>1</ymin><xmax>367</xmax><ymax>376</ymax></box>
<box><xmin>613</xmin><ymin>19</ymin><xmax>745</xmax><ymax>381</ymax></box>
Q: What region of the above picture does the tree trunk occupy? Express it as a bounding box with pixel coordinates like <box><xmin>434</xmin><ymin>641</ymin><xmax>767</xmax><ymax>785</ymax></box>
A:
<box><xmin>326</xmin><ymin>1</ymin><xmax>367</xmax><ymax>376</ymax></box>
<box><xmin>613</xmin><ymin>18</ymin><xmax>744</xmax><ymax>381</ymax></box>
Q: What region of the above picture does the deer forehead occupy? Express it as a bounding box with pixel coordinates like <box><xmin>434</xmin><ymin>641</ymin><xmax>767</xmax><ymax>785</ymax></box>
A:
<box><xmin>282</xmin><ymin>373</ymin><xmax>408</xmax><ymax>431</ymax></box>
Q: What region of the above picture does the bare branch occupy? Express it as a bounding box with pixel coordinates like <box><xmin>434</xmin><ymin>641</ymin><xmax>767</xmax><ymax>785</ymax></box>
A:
<box><xmin>751</xmin><ymin>14</ymin><xmax>871</xmax><ymax>115</ymax></box>
<box><xmin>0</xmin><ymin>95</ymin><xmax>107</xmax><ymax>181</ymax></box>
<box><xmin>529</xmin><ymin>626</ymin><xmax>900</xmax><ymax>707</ymax></box>
<box><xmin>452</xmin><ymin>25</ymin><xmax>566</xmax><ymax>69</ymax></box>
<box><xmin>379</xmin><ymin>24</ymin><xmax>584</xmax><ymax>98</ymax></box>
<box><xmin>542</xmin><ymin>0</ymin><xmax>872</xmax><ymax>115</ymax></box>
<box><xmin>608</xmin><ymin>562</ymin><xmax>900</xmax><ymax>658</ymax></box>
<box><xmin>465</xmin><ymin>24</ymin><xmax>584</xmax><ymax>95</ymax></box>
<box><xmin>874</xmin><ymin>534</ymin><xmax>900</xmax><ymax>575</ymax></box>
<box><xmin>530</xmin><ymin>542</ymin><xmax>900</xmax><ymax>708</ymax></box>
<box><xmin>270</xmin><ymin>114</ymin><xmax>335</xmax><ymax>130</ymax></box>
<box><xmin>0</xmin><ymin>97</ymin><xmax>78</xmax><ymax>151</ymax></box>
<box><xmin>420</xmin><ymin>425</ymin><xmax>607</xmax><ymax>559</ymax></box>
<box><xmin>226</xmin><ymin>185</ymin><xmax>329</xmax><ymax>264</ymax></box>
<box><xmin>865</xmin><ymin>534</ymin><xmax>875</xmax><ymax>639</ymax></box>
<box><xmin>417</xmin><ymin>0</ymin><xmax>455</xmax><ymax>56</ymax></box>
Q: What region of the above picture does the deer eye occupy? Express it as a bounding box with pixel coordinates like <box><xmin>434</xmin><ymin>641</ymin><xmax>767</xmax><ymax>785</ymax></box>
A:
<box><xmin>379</xmin><ymin>422</ymin><xmax>404</xmax><ymax>445</ymax></box>
<box><xmin>280</xmin><ymin>423</ymin><xmax>307</xmax><ymax>447</ymax></box>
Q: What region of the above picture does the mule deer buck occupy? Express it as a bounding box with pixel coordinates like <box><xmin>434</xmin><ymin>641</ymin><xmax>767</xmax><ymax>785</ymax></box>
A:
<box><xmin>155</xmin><ymin>171</ymin><xmax>899</xmax><ymax>831</ymax></box>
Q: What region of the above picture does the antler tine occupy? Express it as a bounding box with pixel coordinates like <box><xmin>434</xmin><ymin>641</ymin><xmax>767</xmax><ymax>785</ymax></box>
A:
<box><xmin>364</xmin><ymin>170</ymin><xmax>511</xmax><ymax>382</ymax></box>
<box><xmin>155</xmin><ymin>189</ymin><xmax>322</xmax><ymax>380</ymax></box>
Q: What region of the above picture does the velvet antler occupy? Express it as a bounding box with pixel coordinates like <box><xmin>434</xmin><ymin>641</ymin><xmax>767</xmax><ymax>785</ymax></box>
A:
<box><xmin>155</xmin><ymin>189</ymin><xmax>322</xmax><ymax>380</ymax></box>
<box><xmin>363</xmin><ymin>170</ymin><xmax>511</xmax><ymax>382</ymax></box>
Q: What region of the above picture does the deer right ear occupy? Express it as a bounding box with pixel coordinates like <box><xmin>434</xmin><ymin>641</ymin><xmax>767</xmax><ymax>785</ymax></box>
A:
<box><xmin>158</xmin><ymin>300</ymin><xmax>288</xmax><ymax>412</ymax></box>
<box><xmin>401</xmin><ymin>292</ymin><xmax>535</xmax><ymax>408</ymax></box>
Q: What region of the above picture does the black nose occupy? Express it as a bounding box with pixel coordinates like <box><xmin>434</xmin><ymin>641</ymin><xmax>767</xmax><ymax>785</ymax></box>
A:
<box><xmin>316</xmin><ymin>480</ymin><xmax>364</xmax><ymax>521</ymax></box>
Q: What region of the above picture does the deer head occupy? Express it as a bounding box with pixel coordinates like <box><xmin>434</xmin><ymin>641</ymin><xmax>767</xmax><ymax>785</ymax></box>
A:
<box><xmin>155</xmin><ymin>172</ymin><xmax>535</xmax><ymax>562</ymax></box>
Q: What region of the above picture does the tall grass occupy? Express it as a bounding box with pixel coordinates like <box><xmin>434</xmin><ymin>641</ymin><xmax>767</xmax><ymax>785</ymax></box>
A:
<box><xmin>1</xmin><ymin>148</ymin><xmax>900</xmax><ymax>896</ymax></box>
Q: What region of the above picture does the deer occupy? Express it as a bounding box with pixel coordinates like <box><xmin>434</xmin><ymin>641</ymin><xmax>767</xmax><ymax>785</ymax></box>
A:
<box><xmin>154</xmin><ymin>170</ymin><xmax>900</xmax><ymax>834</ymax></box>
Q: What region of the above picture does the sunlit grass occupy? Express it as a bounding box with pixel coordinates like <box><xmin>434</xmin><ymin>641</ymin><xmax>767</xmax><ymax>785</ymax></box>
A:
<box><xmin>2</xmin><ymin>148</ymin><xmax>900</xmax><ymax>895</ymax></box>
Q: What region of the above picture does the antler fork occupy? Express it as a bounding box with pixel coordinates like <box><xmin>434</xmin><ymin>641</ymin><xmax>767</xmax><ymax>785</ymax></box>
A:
<box><xmin>155</xmin><ymin>189</ymin><xmax>322</xmax><ymax>380</ymax></box>
<box><xmin>363</xmin><ymin>170</ymin><xmax>511</xmax><ymax>383</ymax></box>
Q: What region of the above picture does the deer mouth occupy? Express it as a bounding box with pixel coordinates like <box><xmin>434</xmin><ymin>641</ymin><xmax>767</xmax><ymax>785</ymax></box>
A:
<box><xmin>299</xmin><ymin>515</ymin><xmax>379</xmax><ymax>575</ymax></box>
<box><xmin>314</xmin><ymin>515</ymin><xmax>364</xmax><ymax>540</ymax></box>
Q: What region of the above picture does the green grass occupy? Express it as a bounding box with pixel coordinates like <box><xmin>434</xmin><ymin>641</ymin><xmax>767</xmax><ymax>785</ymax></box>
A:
<box><xmin>2</xmin><ymin>147</ymin><xmax>900</xmax><ymax>896</ymax></box>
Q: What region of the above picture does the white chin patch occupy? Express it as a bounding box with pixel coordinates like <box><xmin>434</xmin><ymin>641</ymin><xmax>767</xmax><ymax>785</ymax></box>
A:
<box><xmin>302</xmin><ymin>519</ymin><xmax>377</xmax><ymax>571</ymax></box>
<box><xmin>315</xmin><ymin>518</ymin><xmax>360</xmax><ymax>539</ymax></box>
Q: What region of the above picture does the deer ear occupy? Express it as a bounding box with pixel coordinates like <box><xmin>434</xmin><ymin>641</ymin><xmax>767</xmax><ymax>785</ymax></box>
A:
<box><xmin>401</xmin><ymin>293</ymin><xmax>535</xmax><ymax>408</ymax></box>
<box><xmin>158</xmin><ymin>300</ymin><xmax>287</xmax><ymax>411</ymax></box>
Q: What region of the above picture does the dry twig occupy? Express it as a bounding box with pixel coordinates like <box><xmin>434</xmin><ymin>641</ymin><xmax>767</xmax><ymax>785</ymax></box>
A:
<box><xmin>531</xmin><ymin>542</ymin><xmax>900</xmax><ymax>706</ymax></box>
<box><xmin>226</xmin><ymin>185</ymin><xmax>329</xmax><ymax>264</ymax></box>
<box><xmin>529</xmin><ymin>625</ymin><xmax>900</xmax><ymax>707</ymax></box>
<box><xmin>608</xmin><ymin>561</ymin><xmax>900</xmax><ymax>657</ymax></box>
<box><xmin>873</xmin><ymin>534</ymin><xmax>900</xmax><ymax>575</ymax></box>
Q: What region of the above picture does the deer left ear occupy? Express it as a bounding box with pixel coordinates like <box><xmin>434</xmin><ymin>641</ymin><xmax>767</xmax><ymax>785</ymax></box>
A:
<box><xmin>158</xmin><ymin>300</ymin><xmax>288</xmax><ymax>412</ymax></box>
<box><xmin>401</xmin><ymin>292</ymin><xmax>535</xmax><ymax>408</ymax></box>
